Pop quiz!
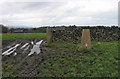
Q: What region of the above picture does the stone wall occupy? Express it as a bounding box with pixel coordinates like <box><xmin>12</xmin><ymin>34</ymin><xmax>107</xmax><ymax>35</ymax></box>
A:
<box><xmin>51</xmin><ymin>26</ymin><xmax>119</xmax><ymax>42</ymax></box>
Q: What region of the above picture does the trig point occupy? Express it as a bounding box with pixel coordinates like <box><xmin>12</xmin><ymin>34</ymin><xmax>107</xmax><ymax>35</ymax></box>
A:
<box><xmin>81</xmin><ymin>29</ymin><xmax>91</xmax><ymax>49</ymax></box>
<box><xmin>46</xmin><ymin>27</ymin><xmax>52</xmax><ymax>45</ymax></box>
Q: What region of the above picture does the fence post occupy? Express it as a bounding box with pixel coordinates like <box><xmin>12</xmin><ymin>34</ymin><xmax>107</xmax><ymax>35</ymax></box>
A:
<box><xmin>46</xmin><ymin>27</ymin><xmax>52</xmax><ymax>45</ymax></box>
<box><xmin>81</xmin><ymin>29</ymin><xmax>91</xmax><ymax>49</ymax></box>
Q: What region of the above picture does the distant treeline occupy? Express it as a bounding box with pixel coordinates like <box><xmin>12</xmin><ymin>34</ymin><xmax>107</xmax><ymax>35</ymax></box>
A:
<box><xmin>0</xmin><ymin>24</ymin><xmax>47</xmax><ymax>33</ymax></box>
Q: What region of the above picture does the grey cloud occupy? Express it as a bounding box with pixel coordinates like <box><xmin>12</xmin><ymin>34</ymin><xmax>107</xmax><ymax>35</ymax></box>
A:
<box><xmin>0</xmin><ymin>0</ymin><xmax>118</xmax><ymax>27</ymax></box>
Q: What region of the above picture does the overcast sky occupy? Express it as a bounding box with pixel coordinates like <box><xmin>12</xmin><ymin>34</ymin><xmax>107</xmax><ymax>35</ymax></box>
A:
<box><xmin>0</xmin><ymin>0</ymin><xmax>119</xmax><ymax>27</ymax></box>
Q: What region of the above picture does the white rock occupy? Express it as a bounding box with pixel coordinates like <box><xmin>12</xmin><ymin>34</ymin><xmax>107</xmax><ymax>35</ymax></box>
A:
<box><xmin>31</xmin><ymin>41</ymin><xmax>34</xmax><ymax>45</ymax></box>
<box><xmin>28</xmin><ymin>40</ymin><xmax>43</xmax><ymax>56</ymax></box>
<box><xmin>20</xmin><ymin>43</ymin><xmax>29</xmax><ymax>49</ymax></box>
<box><xmin>14</xmin><ymin>52</ymin><xmax>17</xmax><ymax>56</ymax></box>
<box><xmin>24</xmin><ymin>45</ymin><xmax>30</xmax><ymax>51</ymax></box>
<box><xmin>2</xmin><ymin>44</ymin><xmax>20</xmax><ymax>55</ymax></box>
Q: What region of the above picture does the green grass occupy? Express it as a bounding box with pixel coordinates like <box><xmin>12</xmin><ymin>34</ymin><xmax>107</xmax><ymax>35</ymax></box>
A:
<box><xmin>2</xmin><ymin>41</ymin><xmax>119</xmax><ymax>77</ymax></box>
<box><xmin>2</xmin><ymin>59</ymin><xmax>22</xmax><ymax>77</ymax></box>
<box><xmin>2</xmin><ymin>33</ymin><xmax>46</xmax><ymax>40</ymax></box>
<box><xmin>38</xmin><ymin>41</ymin><xmax>119</xmax><ymax>77</ymax></box>
<box><xmin>46</xmin><ymin>41</ymin><xmax>81</xmax><ymax>50</ymax></box>
<box><xmin>0</xmin><ymin>33</ymin><xmax>1</xmax><ymax>48</ymax></box>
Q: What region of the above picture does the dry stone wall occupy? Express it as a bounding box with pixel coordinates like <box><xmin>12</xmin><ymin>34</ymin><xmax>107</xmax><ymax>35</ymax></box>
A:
<box><xmin>51</xmin><ymin>26</ymin><xmax>119</xmax><ymax>42</ymax></box>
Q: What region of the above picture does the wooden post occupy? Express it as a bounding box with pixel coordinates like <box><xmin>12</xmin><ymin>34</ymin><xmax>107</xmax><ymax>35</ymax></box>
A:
<box><xmin>46</xmin><ymin>27</ymin><xmax>52</xmax><ymax>45</ymax></box>
<box><xmin>81</xmin><ymin>29</ymin><xmax>91</xmax><ymax>49</ymax></box>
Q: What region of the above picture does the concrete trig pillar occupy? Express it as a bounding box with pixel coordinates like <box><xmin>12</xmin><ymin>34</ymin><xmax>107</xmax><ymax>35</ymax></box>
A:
<box><xmin>81</xmin><ymin>29</ymin><xmax>91</xmax><ymax>49</ymax></box>
<box><xmin>46</xmin><ymin>27</ymin><xmax>52</xmax><ymax>45</ymax></box>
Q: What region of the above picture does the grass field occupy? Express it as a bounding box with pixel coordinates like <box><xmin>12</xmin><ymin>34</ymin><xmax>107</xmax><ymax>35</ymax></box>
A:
<box><xmin>2</xmin><ymin>33</ymin><xmax>46</xmax><ymax>40</ymax></box>
<box><xmin>2</xmin><ymin>41</ymin><xmax>119</xmax><ymax>77</ymax></box>
<box><xmin>38</xmin><ymin>41</ymin><xmax>119</xmax><ymax>77</ymax></box>
<box><xmin>0</xmin><ymin>33</ymin><xmax>1</xmax><ymax>48</ymax></box>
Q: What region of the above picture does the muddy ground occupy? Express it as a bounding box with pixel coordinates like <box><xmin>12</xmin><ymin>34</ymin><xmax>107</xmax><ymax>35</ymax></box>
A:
<box><xmin>2</xmin><ymin>39</ymin><xmax>73</xmax><ymax>77</ymax></box>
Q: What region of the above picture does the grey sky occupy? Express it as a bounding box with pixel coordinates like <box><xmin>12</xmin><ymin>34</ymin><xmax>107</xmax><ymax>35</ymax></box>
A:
<box><xmin>0</xmin><ymin>0</ymin><xmax>119</xmax><ymax>27</ymax></box>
